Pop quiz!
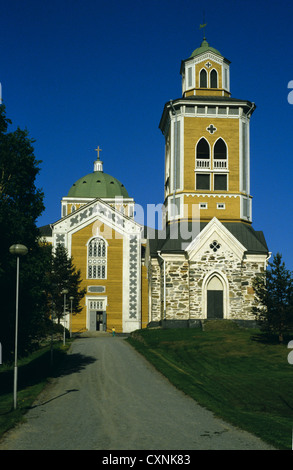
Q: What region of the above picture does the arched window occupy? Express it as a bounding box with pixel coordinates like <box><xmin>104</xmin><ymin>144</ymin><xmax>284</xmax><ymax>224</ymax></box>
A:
<box><xmin>200</xmin><ymin>69</ymin><xmax>207</xmax><ymax>88</ymax></box>
<box><xmin>196</xmin><ymin>138</ymin><xmax>210</xmax><ymax>172</ymax></box>
<box><xmin>210</xmin><ymin>69</ymin><xmax>218</xmax><ymax>88</ymax></box>
<box><xmin>196</xmin><ymin>138</ymin><xmax>210</xmax><ymax>159</ymax></box>
<box><xmin>88</xmin><ymin>237</ymin><xmax>107</xmax><ymax>279</ymax></box>
<box><xmin>214</xmin><ymin>138</ymin><xmax>227</xmax><ymax>159</ymax></box>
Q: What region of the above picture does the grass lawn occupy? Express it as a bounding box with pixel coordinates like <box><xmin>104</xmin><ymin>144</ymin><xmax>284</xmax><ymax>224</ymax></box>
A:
<box><xmin>127</xmin><ymin>321</ymin><xmax>293</xmax><ymax>450</ymax></box>
<box><xmin>0</xmin><ymin>341</ymin><xmax>71</xmax><ymax>438</ymax></box>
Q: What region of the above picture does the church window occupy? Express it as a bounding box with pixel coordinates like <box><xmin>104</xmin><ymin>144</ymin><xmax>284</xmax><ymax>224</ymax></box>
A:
<box><xmin>196</xmin><ymin>173</ymin><xmax>210</xmax><ymax>190</ymax></box>
<box><xmin>196</xmin><ymin>138</ymin><xmax>210</xmax><ymax>159</ymax></box>
<box><xmin>210</xmin><ymin>69</ymin><xmax>218</xmax><ymax>88</ymax></box>
<box><xmin>218</xmin><ymin>107</ymin><xmax>227</xmax><ymax>115</ymax></box>
<box><xmin>214</xmin><ymin>174</ymin><xmax>228</xmax><ymax>191</ymax></box>
<box><xmin>197</xmin><ymin>106</ymin><xmax>206</xmax><ymax>114</ymax></box>
<box><xmin>200</xmin><ymin>69</ymin><xmax>207</xmax><ymax>88</ymax></box>
<box><xmin>185</xmin><ymin>106</ymin><xmax>195</xmax><ymax>114</ymax></box>
<box><xmin>214</xmin><ymin>138</ymin><xmax>227</xmax><ymax>159</ymax></box>
<box><xmin>88</xmin><ymin>237</ymin><xmax>107</xmax><ymax>279</ymax></box>
<box><xmin>228</xmin><ymin>107</ymin><xmax>238</xmax><ymax>115</ymax></box>
<box><xmin>213</xmin><ymin>139</ymin><xmax>227</xmax><ymax>169</ymax></box>
<box><xmin>207</xmin><ymin>106</ymin><xmax>216</xmax><ymax>114</ymax></box>
<box><xmin>187</xmin><ymin>66</ymin><xmax>193</xmax><ymax>88</ymax></box>
<box><xmin>209</xmin><ymin>241</ymin><xmax>221</xmax><ymax>252</ymax></box>
<box><xmin>196</xmin><ymin>138</ymin><xmax>210</xmax><ymax>169</ymax></box>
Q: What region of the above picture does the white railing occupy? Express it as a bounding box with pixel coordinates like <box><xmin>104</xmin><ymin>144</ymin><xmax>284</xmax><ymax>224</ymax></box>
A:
<box><xmin>213</xmin><ymin>159</ymin><xmax>227</xmax><ymax>169</ymax></box>
<box><xmin>196</xmin><ymin>159</ymin><xmax>210</xmax><ymax>169</ymax></box>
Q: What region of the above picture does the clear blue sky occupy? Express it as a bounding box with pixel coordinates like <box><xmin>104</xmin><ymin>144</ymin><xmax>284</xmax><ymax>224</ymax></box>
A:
<box><xmin>1</xmin><ymin>0</ymin><xmax>293</xmax><ymax>270</ymax></box>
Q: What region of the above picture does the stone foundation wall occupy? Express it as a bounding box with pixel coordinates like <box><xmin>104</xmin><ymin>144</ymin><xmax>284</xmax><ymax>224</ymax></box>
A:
<box><xmin>149</xmin><ymin>260</ymin><xmax>161</xmax><ymax>322</ymax></box>
<box><xmin>165</xmin><ymin>261</ymin><xmax>189</xmax><ymax>320</ymax></box>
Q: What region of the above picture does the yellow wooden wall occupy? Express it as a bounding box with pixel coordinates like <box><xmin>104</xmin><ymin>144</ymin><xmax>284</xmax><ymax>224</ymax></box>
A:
<box><xmin>70</xmin><ymin>221</ymin><xmax>123</xmax><ymax>332</ymax></box>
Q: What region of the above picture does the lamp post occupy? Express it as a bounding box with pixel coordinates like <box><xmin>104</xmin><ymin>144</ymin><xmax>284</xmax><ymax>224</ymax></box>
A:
<box><xmin>9</xmin><ymin>244</ymin><xmax>28</xmax><ymax>410</ymax></box>
<box><xmin>69</xmin><ymin>296</ymin><xmax>74</xmax><ymax>338</ymax></box>
<box><xmin>61</xmin><ymin>289</ymin><xmax>68</xmax><ymax>346</ymax></box>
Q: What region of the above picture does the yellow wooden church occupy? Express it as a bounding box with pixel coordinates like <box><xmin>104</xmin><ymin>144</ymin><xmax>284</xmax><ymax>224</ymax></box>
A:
<box><xmin>40</xmin><ymin>36</ymin><xmax>269</xmax><ymax>333</ymax></box>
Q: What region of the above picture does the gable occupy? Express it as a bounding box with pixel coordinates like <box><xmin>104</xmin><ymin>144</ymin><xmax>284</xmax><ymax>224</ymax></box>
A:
<box><xmin>186</xmin><ymin>217</ymin><xmax>246</xmax><ymax>262</ymax></box>
<box><xmin>52</xmin><ymin>197</ymin><xmax>142</xmax><ymax>251</ymax></box>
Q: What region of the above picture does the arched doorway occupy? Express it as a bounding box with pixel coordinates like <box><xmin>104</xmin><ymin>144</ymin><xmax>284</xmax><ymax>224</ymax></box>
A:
<box><xmin>206</xmin><ymin>275</ymin><xmax>224</xmax><ymax>319</ymax></box>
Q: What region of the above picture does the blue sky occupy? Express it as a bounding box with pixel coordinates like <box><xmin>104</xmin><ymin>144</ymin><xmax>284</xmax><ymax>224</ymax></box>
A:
<box><xmin>1</xmin><ymin>0</ymin><xmax>293</xmax><ymax>270</ymax></box>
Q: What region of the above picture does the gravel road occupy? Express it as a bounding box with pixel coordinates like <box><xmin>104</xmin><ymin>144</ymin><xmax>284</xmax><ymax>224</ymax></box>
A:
<box><xmin>0</xmin><ymin>336</ymin><xmax>275</xmax><ymax>450</ymax></box>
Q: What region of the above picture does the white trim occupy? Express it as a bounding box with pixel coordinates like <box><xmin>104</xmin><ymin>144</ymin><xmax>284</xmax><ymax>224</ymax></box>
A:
<box><xmin>86</xmin><ymin>295</ymin><xmax>108</xmax><ymax>331</ymax></box>
<box><xmin>170</xmin><ymin>114</ymin><xmax>184</xmax><ymax>193</ymax></box>
<box><xmin>186</xmin><ymin>65</ymin><xmax>194</xmax><ymax>89</ymax></box>
<box><xmin>195</xmin><ymin>136</ymin><xmax>211</xmax><ymax>170</ymax></box>
<box><xmin>212</xmin><ymin>137</ymin><xmax>228</xmax><ymax>170</ymax></box>
<box><xmin>168</xmin><ymin>195</ymin><xmax>183</xmax><ymax>220</ymax></box>
<box><xmin>195</xmin><ymin>172</ymin><xmax>211</xmax><ymax>191</ymax></box>
<box><xmin>86</xmin><ymin>235</ymin><xmax>108</xmax><ymax>280</ymax></box>
<box><xmin>210</xmin><ymin>68</ymin><xmax>218</xmax><ymax>88</ymax></box>
<box><xmin>199</xmin><ymin>67</ymin><xmax>208</xmax><ymax>88</ymax></box>
<box><xmin>213</xmin><ymin>173</ymin><xmax>229</xmax><ymax>192</ymax></box>
<box><xmin>186</xmin><ymin>217</ymin><xmax>246</xmax><ymax>261</ymax></box>
<box><xmin>200</xmin><ymin>203</ymin><xmax>208</xmax><ymax>209</ymax></box>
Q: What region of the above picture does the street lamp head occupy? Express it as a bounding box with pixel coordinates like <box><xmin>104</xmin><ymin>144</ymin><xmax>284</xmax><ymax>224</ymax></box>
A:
<box><xmin>61</xmin><ymin>289</ymin><xmax>69</xmax><ymax>295</ymax></box>
<box><xmin>9</xmin><ymin>244</ymin><xmax>28</xmax><ymax>256</ymax></box>
<box><xmin>69</xmin><ymin>296</ymin><xmax>74</xmax><ymax>301</ymax></box>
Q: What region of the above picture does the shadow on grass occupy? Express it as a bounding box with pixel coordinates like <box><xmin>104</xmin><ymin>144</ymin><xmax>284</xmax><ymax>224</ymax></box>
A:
<box><xmin>251</xmin><ymin>332</ymin><xmax>293</xmax><ymax>344</ymax></box>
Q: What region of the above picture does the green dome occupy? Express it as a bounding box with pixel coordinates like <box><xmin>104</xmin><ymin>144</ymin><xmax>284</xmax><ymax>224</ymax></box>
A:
<box><xmin>190</xmin><ymin>39</ymin><xmax>222</xmax><ymax>58</ymax></box>
<box><xmin>68</xmin><ymin>171</ymin><xmax>129</xmax><ymax>199</ymax></box>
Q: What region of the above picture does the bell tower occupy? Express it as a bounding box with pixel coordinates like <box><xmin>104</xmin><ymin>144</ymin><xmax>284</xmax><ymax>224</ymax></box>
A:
<box><xmin>159</xmin><ymin>37</ymin><xmax>255</xmax><ymax>226</ymax></box>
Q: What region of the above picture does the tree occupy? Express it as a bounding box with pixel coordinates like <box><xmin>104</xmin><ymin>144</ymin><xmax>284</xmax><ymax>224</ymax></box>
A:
<box><xmin>0</xmin><ymin>104</ymin><xmax>46</xmax><ymax>360</ymax></box>
<box><xmin>253</xmin><ymin>253</ymin><xmax>293</xmax><ymax>342</ymax></box>
<box><xmin>47</xmin><ymin>244</ymin><xmax>86</xmax><ymax>324</ymax></box>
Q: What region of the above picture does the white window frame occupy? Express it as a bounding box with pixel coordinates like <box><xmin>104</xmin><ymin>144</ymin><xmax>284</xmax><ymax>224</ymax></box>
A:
<box><xmin>86</xmin><ymin>236</ymin><xmax>108</xmax><ymax>280</ymax></box>
<box><xmin>213</xmin><ymin>173</ymin><xmax>229</xmax><ymax>192</ymax></box>
<box><xmin>187</xmin><ymin>65</ymin><xmax>194</xmax><ymax>89</ymax></box>
<box><xmin>195</xmin><ymin>173</ymin><xmax>211</xmax><ymax>191</ymax></box>
<box><xmin>210</xmin><ymin>68</ymin><xmax>218</xmax><ymax>88</ymax></box>
<box><xmin>200</xmin><ymin>203</ymin><xmax>208</xmax><ymax>209</ymax></box>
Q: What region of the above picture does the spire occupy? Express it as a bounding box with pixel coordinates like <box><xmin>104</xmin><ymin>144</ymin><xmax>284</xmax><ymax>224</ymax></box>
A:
<box><xmin>94</xmin><ymin>146</ymin><xmax>103</xmax><ymax>172</ymax></box>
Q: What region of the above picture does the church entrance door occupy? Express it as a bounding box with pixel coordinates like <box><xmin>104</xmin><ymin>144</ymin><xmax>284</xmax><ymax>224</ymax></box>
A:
<box><xmin>96</xmin><ymin>311</ymin><xmax>107</xmax><ymax>331</ymax></box>
<box><xmin>88</xmin><ymin>299</ymin><xmax>107</xmax><ymax>331</ymax></box>
<box><xmin>206</xmin><ymin>275</ymin><xmax>224</xmax><ymax>319</ymax></box>
<box><xmin>207</xmin><ymin>291</ymin><xmax>223</xmax><ymax>319</ymax></box>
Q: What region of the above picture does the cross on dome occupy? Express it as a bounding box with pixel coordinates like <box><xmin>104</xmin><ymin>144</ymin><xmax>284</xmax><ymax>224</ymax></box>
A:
<box><xmin>94</xmin><ymin>146</ymin><xmax>104</xmax><ymax>172</ymax></box>
<box><xmin>95</xmin><ymin>146</ymin><xmax>102</xmax><ymax>160</ymax></box>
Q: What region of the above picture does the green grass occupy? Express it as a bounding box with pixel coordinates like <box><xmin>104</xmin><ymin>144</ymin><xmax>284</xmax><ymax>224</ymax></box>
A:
<box><xmin>0</xmin><ymin>341</ymin><xmax>72</xmax><ymax>438</ymax></box>
<box><xmin>127</xmin><ymin>322</ymin><xmax>293</xmax><ymax>450</ymax></box>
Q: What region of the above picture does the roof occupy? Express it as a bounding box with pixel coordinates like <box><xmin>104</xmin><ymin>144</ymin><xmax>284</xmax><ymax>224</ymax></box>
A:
<box><xmin>148</xmin><ymin>221</ymin><xmax>268</xmax><ymax>256</ymax></box>
<box><xmin>67</xmin><ymin>171</ymin><xmax>129</xmax><ymax>199</ymax></box>
<box><xmin>38</xmin><ymin>224</ymin><xmax>53</xmax><ymax>237</ymax></box>
<box><xmin>190</xmin><ymin>39</ymin><xmax>222</xmax><ymax>58</ymax></box>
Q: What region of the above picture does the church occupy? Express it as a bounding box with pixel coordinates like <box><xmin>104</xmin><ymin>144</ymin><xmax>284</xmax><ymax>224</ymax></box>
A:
<box><xmin>40</xmin><ymin>36</ymin><xmax>269</xmax><ymax>333</ymax></box>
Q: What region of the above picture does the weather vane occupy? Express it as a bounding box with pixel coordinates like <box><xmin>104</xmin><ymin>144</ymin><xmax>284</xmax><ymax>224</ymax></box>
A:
<box><xmin>199</xmin><ymin>11</ymin><xmax>207</xmax><ymax>40</ymax></box>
